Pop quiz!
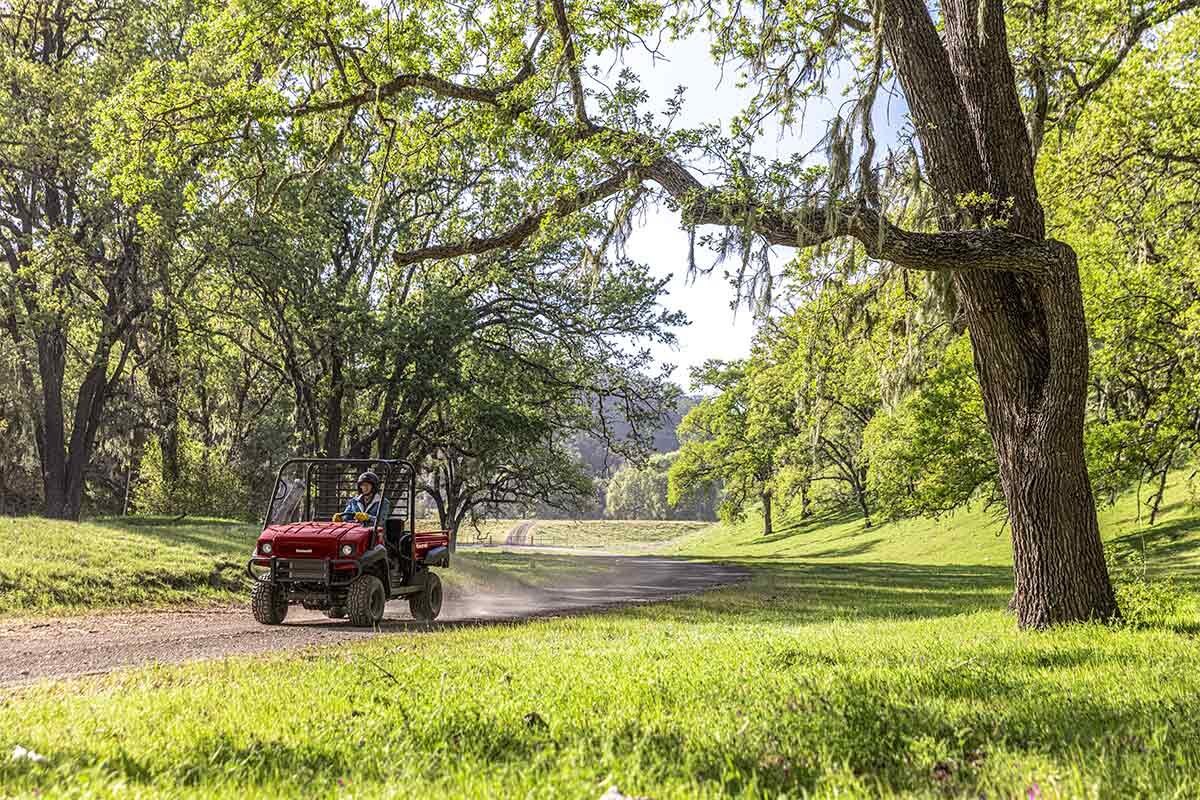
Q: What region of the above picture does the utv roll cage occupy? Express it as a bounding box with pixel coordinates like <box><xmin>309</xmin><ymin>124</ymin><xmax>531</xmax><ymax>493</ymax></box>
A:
<box><xmin>263</xmin><ymin>457</ymin><xmax>418</xmax><ymax>543</ymax></box>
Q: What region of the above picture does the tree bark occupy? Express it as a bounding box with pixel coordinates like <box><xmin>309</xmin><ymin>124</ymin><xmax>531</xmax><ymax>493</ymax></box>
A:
<box><xmin>855</xmin><ymin>470</ymin><xmax>872</xmax><ymax>529</ymax></box>
<box><xmin>1147</xmin><ymin>450</ymin><xmax>1173</xmax><ymax>526</ymax></box>
<box><xmin>960</xmin><ymin>250</ymin><xmax>1117</xmax><ymax>626</ymax></box>
<box><xmin>761</xmin><ymin>490</ymin><xmax>773</xmax><ymax>538</ymax></box>
<box><xmin>35</xmin><ymin>331</ymin><xmax>69</xmax><ymax>517</ymax></box>
<box><xmin>876</xmin><ymin>0</ymin><xmax>1119</xmax><ymax>627</ymax></box>
<box><xmin>149</xmin><ymin>312</ymin><xmax>181</xmax><ymax>498</ymax></box>
<box><xmin>323</xmin><ymin>355</ymin><xmax>344</xmax><ymax>457</ymax></box>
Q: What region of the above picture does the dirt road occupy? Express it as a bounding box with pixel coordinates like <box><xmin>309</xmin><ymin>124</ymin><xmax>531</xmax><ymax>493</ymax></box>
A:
<box><xmin>0</xmin><ymin>555</ymin><xmax>746</xmax><ymax>686</ymax></box>
<box><xmin>505</xmin><ymin>520</ymin><xmax>535</xmax><ymax>545</ymax></box>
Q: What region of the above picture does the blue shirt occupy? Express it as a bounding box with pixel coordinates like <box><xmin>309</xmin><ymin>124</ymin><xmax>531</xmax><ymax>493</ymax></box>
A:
<box><xmin>342</xmin><ymin>494</ymin><xmax>390</xmax><ymax>527</ymax></box>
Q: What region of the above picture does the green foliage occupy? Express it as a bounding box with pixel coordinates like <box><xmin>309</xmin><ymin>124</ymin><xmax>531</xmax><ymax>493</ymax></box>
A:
<box><xmin>1040</xmin><ymin>13</ymin><xmax>1200</xmax><ymax>517</ymax></box>
<box><xmin>606</xmin><ymin>452</ymin><xmax>717</xmax><ymax>521</ymax></box>
<box><xmin>863</xmin><ymin>336</ymin><xmax>997</xmax><ymax>520</ymax></box>
<box><xmin>134</xmin><ymin>426</ymin><xmax>253</xmax><ymax>520</ymax></box>
<box><xmin>607</xmin><ymin>454</ymin><xmax>672</xmax><ymax>520</ymax></box>
<box><xmin>670</xmin><ymin>361</ymin><xmax>779</xmax><ymax>532</ymax></box>
<box><xmin>2</xmin><ymin>0</ymin><xmax>1196</xmax><ymax>547</ymax></box>
<box><xmin>1104</xmin><ymin>542</ymin><xmax>1186</xmax><ymax>629</ymax></box>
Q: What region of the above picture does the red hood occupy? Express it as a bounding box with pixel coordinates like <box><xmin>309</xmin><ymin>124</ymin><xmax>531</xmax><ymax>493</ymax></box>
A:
<box><xmin>258</xmin><ymin>521</ymin><xmax>371</xmax><ymax>558</ymax></box>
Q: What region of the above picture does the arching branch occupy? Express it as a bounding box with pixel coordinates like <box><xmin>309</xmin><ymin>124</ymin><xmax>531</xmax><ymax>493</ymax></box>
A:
<box><xmin>391</xmin><ymin>154</ymin><xmax>1063</xmax><ymax>275</ymax></box>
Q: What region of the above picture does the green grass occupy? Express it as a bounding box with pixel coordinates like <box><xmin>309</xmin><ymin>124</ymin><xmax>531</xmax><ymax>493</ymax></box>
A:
<box><xmin>0</xmin><ymin>516</ymin><xmax>259</xmax><ymax>616</ymax></box>
<box><xmin>452</xmin><ymin>518</ymin><xmax>712</xmax><ymax>550</ymax></box>
<box><xmin>3</xmin><ymin>481</ymin><xmax>1200</xmax><ymax>797</ymax></box>
<box><xmin>673</xmin><ymin>475</ymin><xmax>1200</xmax><ymax>581</ymax></box>
<box><xmin>513</xmin><ymin>519</ymin><xmax>711</xmax><ymax>549</ymax></box>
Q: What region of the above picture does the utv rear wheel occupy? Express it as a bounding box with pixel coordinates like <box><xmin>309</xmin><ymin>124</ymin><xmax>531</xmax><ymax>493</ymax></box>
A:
<box><xmin>409</xmin><ymin>572</ymin><xmax>443</xmax><ymax>622</ymax></box>
<box><xmin>347</xmin><ymin>575</ymin><xmax>386</xmax><ymax>627</ymax></box>
<box><xmin>251</xmin><ymin>580</ymin><xmax>288</xmax><ymax>625</ymax></box>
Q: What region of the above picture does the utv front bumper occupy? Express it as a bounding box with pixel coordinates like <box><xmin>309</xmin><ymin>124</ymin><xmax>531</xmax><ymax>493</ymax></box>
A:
<box><xmin>246</xmin><ymin>556</ymin><xmax>362</xmax><ymax>588</ymax></box>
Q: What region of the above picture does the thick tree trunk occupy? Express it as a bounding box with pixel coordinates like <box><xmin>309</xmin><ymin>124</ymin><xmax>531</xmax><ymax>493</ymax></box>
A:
<box><xmin>152</xmin><ymin>313</ymin><xmax>182</xmax><ymax>494</ymax></box>
<box><xmin>761</xmin><ymin>490</ymin><xmax>772</xmax><ymax>538</ymax></box>
<box><xmin>36</xmin><ymin>332</ymin><xmax>72</xmax><ymax>519</ymax></box>
<box><xmin>322</xmin><ymin>355</ymin><xmax>344</xmax><ymax>457</ymax></box>
<box><xmin>957</xmin><ymin>252</ymin><xmax>1118</xmax><ymax>627</ymax></box>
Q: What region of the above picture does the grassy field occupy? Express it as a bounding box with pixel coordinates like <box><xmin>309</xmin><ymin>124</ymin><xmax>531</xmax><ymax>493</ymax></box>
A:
<box><xmin>3</xmin><ymin>482</ymin><xmax>1200</xmax><ymax>797</ymax></box>
<box><xmin>0</xmin><ymin>516</ymin><xmax>258</xmax><ymax>616</ymax></box>
<box><xmin>672</xmin><ymin>479</ymin><xmax>1200</xmax><ymax>575</ymax></box>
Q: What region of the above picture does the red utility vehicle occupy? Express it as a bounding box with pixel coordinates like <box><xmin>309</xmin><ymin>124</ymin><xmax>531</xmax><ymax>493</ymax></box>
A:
<box><xmin>247</xmin><ymin>458</ymin><xmax>449</xmax><ymax>625</ymax></box>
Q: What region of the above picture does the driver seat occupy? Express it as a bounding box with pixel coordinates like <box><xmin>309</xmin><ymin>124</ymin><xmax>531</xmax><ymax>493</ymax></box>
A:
<box><xmin>385</xmin><ymin>504</ymin><xmax>411</xmax><ymax>557</ymax></box>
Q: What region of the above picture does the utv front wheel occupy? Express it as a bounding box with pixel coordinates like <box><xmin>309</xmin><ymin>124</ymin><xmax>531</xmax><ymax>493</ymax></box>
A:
<box><xmin>409</xmin><ymin>572</ymin><xmax>443</xmax><ymax>622</ymax></box>
<box><xmin>251</xmin><ymin>580</ymin><xmax>288</xmax><ymax>625</ymax></box>
<box><xmin>347</xmin><ymin>575</ymin><xmax>386</xmax><ymax>627</ymax></box>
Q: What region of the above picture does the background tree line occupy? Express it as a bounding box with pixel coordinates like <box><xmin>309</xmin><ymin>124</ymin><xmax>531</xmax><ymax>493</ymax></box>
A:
<box><xmin>0</xmin><ymin>0</ymin><xmax>694</xmax><ymax>538</ymax></box>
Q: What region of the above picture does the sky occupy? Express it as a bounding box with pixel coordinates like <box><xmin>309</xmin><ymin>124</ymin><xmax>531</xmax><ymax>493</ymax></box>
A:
<box><xmin>606</xmin><ymin>34</ymin><xmax>909</xmax><ymax>390</ymax></box>
<box><xmin>607</xmin><ymin>36</ymin><xmax>832</xmax><ymax>389</ymax></box>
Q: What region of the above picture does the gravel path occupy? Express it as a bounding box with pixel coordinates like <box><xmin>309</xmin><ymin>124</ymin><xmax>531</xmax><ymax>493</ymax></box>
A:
<box><xmin>504</xmin><ymin>520</ymin><xmax>535</xmax><ymax>545</ymax></box>
<box><xmin>0</xmin><ymin>555</ymin><xmax>747</xmax><ymax>686</ymax></box>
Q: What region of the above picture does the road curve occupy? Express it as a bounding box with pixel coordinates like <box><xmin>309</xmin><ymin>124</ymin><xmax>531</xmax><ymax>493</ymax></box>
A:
<box><xmin>0</xmin><ymin>555</ymin><xmax>747</xmax><ymax>686</ymax></box>
<box><xmin>504</xmin><ymin>520</ymin><xmax>535</xmax><ymax>545</ymax></box>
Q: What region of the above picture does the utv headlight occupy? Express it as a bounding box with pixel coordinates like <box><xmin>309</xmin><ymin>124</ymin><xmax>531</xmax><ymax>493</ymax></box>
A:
<box><xmin>260</xmin><ymin>541</ymin><xmax>273</xmax><ymax>555</ymax></box>
<box><xmin>339</xmin><ymin>543</ymin><xmax>354</xmax><ymax>557</ymax></box>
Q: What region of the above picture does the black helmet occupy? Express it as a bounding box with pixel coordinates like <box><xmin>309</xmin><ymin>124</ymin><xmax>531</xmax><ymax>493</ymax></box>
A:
<box><xmin>356</xmin><ymin>471</ymin><xmax>380</xmax><ymax>491</ymax></box>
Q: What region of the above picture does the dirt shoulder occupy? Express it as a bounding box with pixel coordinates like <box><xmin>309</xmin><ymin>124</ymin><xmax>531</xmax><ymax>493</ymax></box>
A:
<box><xmin>0</xmin><ymin>555</ymin><xmax>747</xmax><ymax>686</ymax></box>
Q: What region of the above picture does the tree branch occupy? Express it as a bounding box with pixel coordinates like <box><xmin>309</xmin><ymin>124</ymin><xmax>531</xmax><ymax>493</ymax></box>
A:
<box><xmin>293</xmin><ymin>73</ymin><xmax>503</xmax><ymax>116</ymax></box>
<box><xmin>391</xmin><ymin>166</ymin><xmax>639</xmax><ymax>266</ymax></box>
<box><xmin>390</xmin><ymin>153</ymin><xmax>1063</xmax><ymax>275</ymax></box>
<box><xmin>1065</xmin><ymin>0</ymin><xmax>1200</xmax><ymax>116</ymax></box>
<box><xmin>551</xmin><ymin>0</ymin><xmax>592</xmax><ymax>130</ymax></box>
<box><xmin>291</xmin><ymin>27</ymin><xmax>546</xmax><ymax>118</ymax></box>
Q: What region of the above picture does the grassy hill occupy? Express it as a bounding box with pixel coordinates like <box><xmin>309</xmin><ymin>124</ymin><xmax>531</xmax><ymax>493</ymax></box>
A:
<box><xmin>675</xmin><ymin>472</ymin><xmax>1200</xmax><ymax>580</ymax></box>
<box><xmin>3</xmin><ymin>481</ymin><xmax>1200</xmax><ymax>797</ymax></box>
<box><xmin>0</xmin><ymin>516</ymin><xmax>259</xmax><ymax>615</ymax></box>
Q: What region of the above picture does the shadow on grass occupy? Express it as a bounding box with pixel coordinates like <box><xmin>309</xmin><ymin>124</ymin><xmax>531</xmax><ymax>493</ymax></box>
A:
<box><xmin>618</xmin><ymin>559</ymin><xmax>1015</xmax><ymax>625</ymax></box>
<box><xmin>94</xmin><ymin>516</ymin><xmax>258</xmax><ymax>556</ymax></box>
<box><xmin>1109</xmin><ymin>515</ymin><xmax>1200</xmax><ymax>562</ymax></box>
<box><xmin>754</xmin><ymin>510</ymin><xmax>863</xmax><ymax>545</ymax></box>
<box><xmin>803</xmin><ymin>538</ymin><xmax>884</xmax><ymax>559</ymax></box>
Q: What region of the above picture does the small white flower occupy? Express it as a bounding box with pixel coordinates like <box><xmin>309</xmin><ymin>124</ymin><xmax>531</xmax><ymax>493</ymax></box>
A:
<box><xmin>11</xmin><ymin>745</ymin><xmax>47</xmax><ymax>763</ymax></box>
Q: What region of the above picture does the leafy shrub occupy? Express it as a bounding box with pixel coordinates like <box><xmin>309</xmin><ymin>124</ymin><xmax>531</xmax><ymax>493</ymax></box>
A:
<box><xmin>1104</xmin><ymin>542</ymin><xmax>1186</xmax><ymax>628</ymax></box>
<box><xmin>136</xmin><ymin>430</ymin><xmax>253</xmax><ymax>520</ymax></box>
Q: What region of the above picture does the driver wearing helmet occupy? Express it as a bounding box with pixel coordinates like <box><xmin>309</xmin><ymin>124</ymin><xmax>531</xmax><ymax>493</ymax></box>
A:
<box><xmin>334</xmin><ymin>471</ymin><xmax>390</xmax><ymax>527</ymax></box>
